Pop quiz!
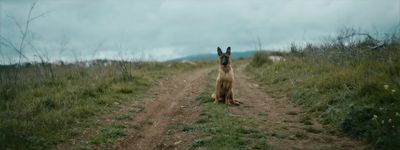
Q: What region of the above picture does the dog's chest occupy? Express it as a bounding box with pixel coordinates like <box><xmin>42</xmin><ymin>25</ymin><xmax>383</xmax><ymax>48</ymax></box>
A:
<box><xmin>218</xmin><ymin>69</ymin><xmax>233</xmax><ymax>82</ymax></box>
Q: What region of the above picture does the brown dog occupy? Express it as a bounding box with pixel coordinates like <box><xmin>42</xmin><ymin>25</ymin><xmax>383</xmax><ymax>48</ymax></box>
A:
<box><xmin>212</xmin><ymin>47</ymin><xmax>240</xmax><ymax>105</ymax></box>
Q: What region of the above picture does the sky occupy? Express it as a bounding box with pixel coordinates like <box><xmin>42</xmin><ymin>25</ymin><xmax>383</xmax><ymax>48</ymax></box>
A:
<box><xmin>0</xmin><ymin>0</ymin><xmax>399</xmax><ymax>63</ymax></box>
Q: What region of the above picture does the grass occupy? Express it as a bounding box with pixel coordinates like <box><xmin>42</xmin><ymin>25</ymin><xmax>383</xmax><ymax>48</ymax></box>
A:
<box><xmin>246</xmin><ymin>33</ymin><xmax>400</xmax><ymax>149</ymax></box>
<box><xmin>303</xmin><ymin>126</ymin><xmax>322</xmax><ymax>134</ymax></box>
<box><xmin>115</xmin><ymin>112</ymin><xmax>133</xmax><ymax>120</ymax></box>
<box><xmin>90</xmin><ymin>124</ymin><xmax>127</xmax><ymax>146</ymax></box>
<box><xmin>0</xmin><ymin>60</ymin><xmax>212</xmax><ymax>149</ymax></box>
<box><xmin>77</xmin><ymin>124</ymin><xmax>127</xmax><ymax>150</ymax></box>
<box><xmin>190</xmin><ymin>70</ymin><xmax>271</xmax><ymax>150</ymax></box>
<box><xmin>165</xmin><ymin>123</ymin><xmax>195</xmax><ymax>135</ymax></box>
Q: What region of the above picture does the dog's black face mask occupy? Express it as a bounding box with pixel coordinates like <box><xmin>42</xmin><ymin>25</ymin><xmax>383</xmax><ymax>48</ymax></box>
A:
<box><xmin>217</xmin><ymin>47</ymin><xmax>231</xmax><ymax>66</ymax></box>
<box><xmin>221</xmin><ymin>55</ymin><xmax>229</xmax><ymax>66</ymax></box>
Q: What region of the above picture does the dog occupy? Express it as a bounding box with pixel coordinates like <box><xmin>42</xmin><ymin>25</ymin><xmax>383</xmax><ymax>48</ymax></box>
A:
<box><xmin>212</xmin><ymin>47</ymin><xmax>241</xmax><ymax>105</ymax></box>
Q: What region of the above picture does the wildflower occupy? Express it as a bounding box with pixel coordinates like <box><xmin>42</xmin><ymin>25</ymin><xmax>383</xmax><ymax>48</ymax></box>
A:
<box><xmin>389</xmin><ymin>118</ymin><xmax>392</xmax><ymax>123</ymax></box>
<box><xmin>393</xmin><ymin>125</ymin><xmax>395</xmax><ymax>128</ymax></box>
<box><xmin>396</xmin><ymin>112</ymin><xmax>400</xmax><ymax>116</ymax></box>
<box><xmin>384</xmin><ymin>84</ymin><xmax>389</xmax><ymax>90</ymax></box>
<box><xmin>381</xmin><ymin>120</ymin><xmax>385</xmax><ymax>124</ymax></box>
<box><xmin>372</xmin><ymin>114</ymin><xmax>378</xmax><ymax>120</ymax></box>
<box><xmin>392</xmin><ymin>89</ymin><xmax>396</xmax><ymax>93</ymax></box>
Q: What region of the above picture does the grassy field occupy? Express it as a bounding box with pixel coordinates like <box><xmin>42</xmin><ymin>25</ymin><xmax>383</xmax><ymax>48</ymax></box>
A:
<box><xmin>0</xmin><ymin>60</ymin><xmax>212</xmax><ymax>149</ymax></box>
<box><xmin>246</xmin><ymin>34</ymin><xmax>400</xmax><ymax>149</ymax></box>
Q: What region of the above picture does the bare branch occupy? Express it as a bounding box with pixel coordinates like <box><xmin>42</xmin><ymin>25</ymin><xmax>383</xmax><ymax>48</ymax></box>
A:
<box><xmin>6</xmin><ymin>15</ymin><xmax>24</xmax><ymax>36</ymax></box>
<box><xmin>1</xmin><ymin>0</ymin><xmax>48</xmax><ymax>64</ymax></box>
<box><xmin>18</xmin><ymin>0</ymin><xmax>37</xmax><ymax>51</ymax></box>
<box><xmin>0</xmin><ymin>34</ymin><xmax>17</xmax><ymax>49</ymax></box>
<box><xmin>15</xmin><ymin>0</ymin><xmax>42</xmax><ymax>64</ymax></box>
<box><xmin>0</xmin><ymin>35</ymin><xmax>28</xmax><ymax>59</ymax></box>
<box><xmin>29</xmin><ymin>42</ymin><xmax>42</xmax><ymax>60</ymax></box>
<box><xmin>30</xmin><ymin>10</ymin><xmax>52</xmax><ymax>22</ymax></box>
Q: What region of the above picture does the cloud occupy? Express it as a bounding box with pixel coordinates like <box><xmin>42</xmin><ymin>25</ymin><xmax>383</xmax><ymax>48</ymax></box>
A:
<box><xmin>0</xmin><ymin>0</ymin><xmax>398</xmax><ymax>63</ymax></box>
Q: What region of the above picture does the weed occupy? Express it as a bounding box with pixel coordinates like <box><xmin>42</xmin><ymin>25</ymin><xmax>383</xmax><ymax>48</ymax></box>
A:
<box><xmin>286</xmin><ymin>111</ymin><xmax>298</xmax><ymax>115</ymax></box>
<box><xmin>115</xmin><ymin>112</ymin><xmax>133</xmax><ymax>120</ymax></box>
<box><xmin>303</xmin><ymin>126</ymin><xmax>322</xmax><ymax>134</ymax></box>
<box><xmin>90</xmin><ymin>124</ymin><xmax>126</xmax><ymax>146</ymax></box>
<box><xmin>192</xmin><ymin>139</ymin><xmax>206</xmax><ymax>147</ymax></box>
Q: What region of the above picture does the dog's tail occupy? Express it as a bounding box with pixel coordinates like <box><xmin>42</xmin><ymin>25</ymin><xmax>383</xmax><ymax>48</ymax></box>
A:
<box><xmin>211</xmin><ymin>93</ymin><xmax>216</xmax><ymax>99</ymax></box>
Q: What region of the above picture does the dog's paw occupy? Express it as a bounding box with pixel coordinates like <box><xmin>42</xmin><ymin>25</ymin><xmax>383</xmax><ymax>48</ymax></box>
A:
<box><xmin>232</xmin><ymin>101</ymin><xmax>241</xmax><ymax>106</ymax></box>
<box><xmin>228</xmin><ymin>99</ymin><xmax>241</xmax><ymax>106</ymax></box>
<box><xmin>233</xmin><ymin>99</ymin><xmax>242</xmax><ymax>104</ymax></box>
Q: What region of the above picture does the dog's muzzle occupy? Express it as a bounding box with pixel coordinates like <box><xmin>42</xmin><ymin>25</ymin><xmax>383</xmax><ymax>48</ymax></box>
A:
<box><xmin>221</xmin><ymin>57</ymin><xmax>228</xmax><ymax>66</ymax></box>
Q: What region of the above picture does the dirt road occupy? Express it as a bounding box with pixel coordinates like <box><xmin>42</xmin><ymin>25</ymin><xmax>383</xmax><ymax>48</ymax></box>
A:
<box><xmin>59</xmin><ymin>63</ymin><xmax>365</xmax><ymax>150</ymax></box>
<box><xmin>113</xmin><ymin>67</ymin><xmax>214</xmax><ymax>150</ymax></box>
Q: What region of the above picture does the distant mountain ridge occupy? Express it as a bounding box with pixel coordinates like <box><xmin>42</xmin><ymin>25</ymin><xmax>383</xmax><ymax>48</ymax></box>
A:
<box><xmin>172</xmin><ymin>51</ymin><xmax>258</xmax><ymax>61</ymax></box>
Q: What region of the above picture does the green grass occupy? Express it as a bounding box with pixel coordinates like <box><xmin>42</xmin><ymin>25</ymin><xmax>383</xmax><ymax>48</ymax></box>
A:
<box><xmin>246</xmin><ymin>37</ymin><xmax>400</xmax><ymax>149</ymax></box>
<box><xmin>165</xmin><ymin>123</ymin><xmax>195</xmax><ymax>135</ymax></box>
<box><xmin>191</xmin><ymin>70</ymin><xmax>271</xmax><ymax>150</ymax></box>
<box><xmin>0</xmin><ymin>61</ymin><xmax>213</xmax><ymax>149</ymax></box>
<box><xmin>77</xmin><ymin>124</ymin><xmax>127</xmax><ymax>150</ymax></box>
<box><xmin>90</xmin><ymin>124</ymin><xmax>127</xmax><ymax>146</ymax></box>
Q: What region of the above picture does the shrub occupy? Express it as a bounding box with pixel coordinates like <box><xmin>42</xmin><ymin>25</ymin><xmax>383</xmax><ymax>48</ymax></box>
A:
<box><xmin>250</xmin><ymin>51</ymin><xmax>273</xmax><ymax>67</ymax></box>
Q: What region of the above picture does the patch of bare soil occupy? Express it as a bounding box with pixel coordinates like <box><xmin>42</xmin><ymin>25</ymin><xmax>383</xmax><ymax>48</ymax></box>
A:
<box><xmin>230</xmin><ymin>65</ymin><xmax>366</xmax><ymax>150</ymax></box>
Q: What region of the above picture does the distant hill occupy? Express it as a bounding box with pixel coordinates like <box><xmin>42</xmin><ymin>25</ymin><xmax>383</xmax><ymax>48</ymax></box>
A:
<box><xmin>172</xmin><ymin>51</ymin><xmax>258</xmax><ymax>61</ymax></box>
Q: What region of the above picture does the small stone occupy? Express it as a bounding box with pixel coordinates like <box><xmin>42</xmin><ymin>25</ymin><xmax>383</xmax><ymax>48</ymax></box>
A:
<box><xmin>174</xmin><ymin>140</ymin><xmax>182</xmax><ymax>145</ymax></box>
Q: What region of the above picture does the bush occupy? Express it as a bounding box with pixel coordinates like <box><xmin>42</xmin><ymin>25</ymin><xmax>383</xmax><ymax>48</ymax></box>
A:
<box><xmin>250</xmin><ymin>51</ymin><xmax>273</xmax><ymax>67</ymax></box>
<box><xmin>342</xmin><ymin>105</ymin><xmax>400</xmax><ymax>149</ymax></box>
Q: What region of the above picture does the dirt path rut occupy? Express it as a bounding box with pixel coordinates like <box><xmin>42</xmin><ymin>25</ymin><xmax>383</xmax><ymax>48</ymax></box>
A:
<box><xmin>113</xmin><ymin>67</ymin><xmax>214</xmax><ymax>150</ymax></box>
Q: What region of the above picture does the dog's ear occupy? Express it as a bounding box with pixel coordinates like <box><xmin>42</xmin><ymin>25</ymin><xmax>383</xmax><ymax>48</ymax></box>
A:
<box><xmin>226</xmin><ymin>47</ymin><xmax>231</xmax><ymax>55</ymax></box>
<box><xmin>217</xmin><ymin>47</ymin><xmax>223</xmax><ymax>56</ymax></box>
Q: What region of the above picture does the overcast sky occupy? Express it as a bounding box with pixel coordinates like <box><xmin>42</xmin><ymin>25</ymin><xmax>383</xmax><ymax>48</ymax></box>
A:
<box><xmin>0</xmin><ymin>0</ymin><xmax>399</xmax><ymax>63</ymax></box>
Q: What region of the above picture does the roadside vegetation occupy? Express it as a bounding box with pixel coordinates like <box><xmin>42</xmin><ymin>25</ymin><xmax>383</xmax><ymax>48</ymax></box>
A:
<box><xmin>0</xmin><ymin>60</ymin><xmax>211</xmax><ymax>149</ymax></box>
<box><xmin>247</xmin><ymin>28</ymin><xmax>400</xmax><ymax>149</ymax></box>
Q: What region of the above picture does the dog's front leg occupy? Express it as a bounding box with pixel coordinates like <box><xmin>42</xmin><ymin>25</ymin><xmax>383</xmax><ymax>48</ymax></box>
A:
<box><xmin>225</xmin><ymin>95</ymin><xmax>231</xmax><ymax>105</ymax></box>
<box><xmin>214</xmin><ymin>80</ymin><xmax>221</xmax><ymax>103</ymax></box>
<box><xmin>225</xmin><ymin>89</ymin><xmax>233</xmax><ymax>105</ymax></box>
<box><xmin>227</xmin><ymin>89</ymin><xmax>240</xmax><ymax>105</ymax></box>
